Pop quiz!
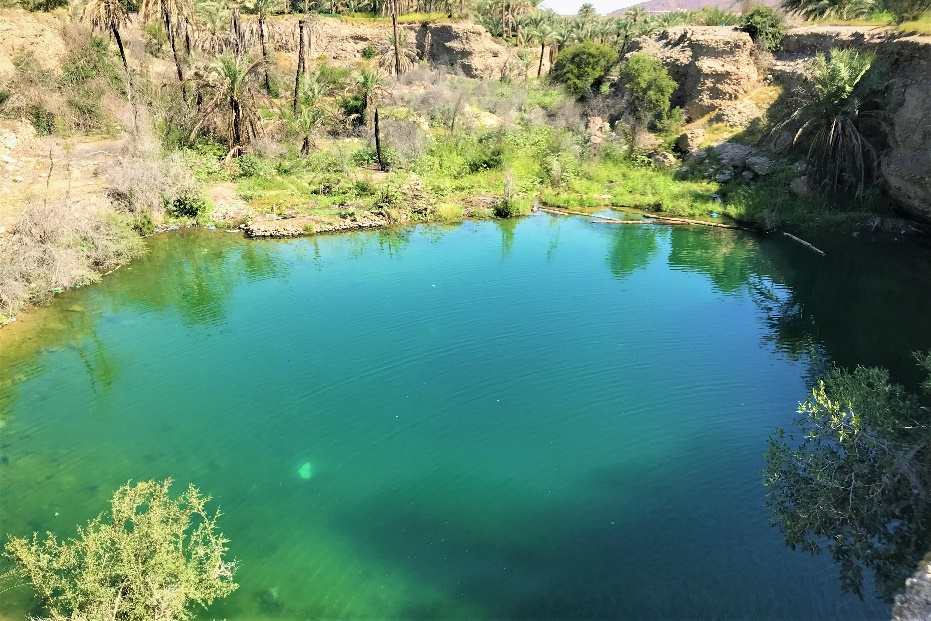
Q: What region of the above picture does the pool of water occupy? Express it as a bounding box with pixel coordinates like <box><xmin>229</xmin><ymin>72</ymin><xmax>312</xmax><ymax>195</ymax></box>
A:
<box><xmin>2</xmin><ymin>215</ymin><xmax>931</xmax><ymax>620</ymax></box>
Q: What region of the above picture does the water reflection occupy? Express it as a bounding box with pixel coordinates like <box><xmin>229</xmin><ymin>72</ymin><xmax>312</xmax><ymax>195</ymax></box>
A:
<box><xmin>604</xmin><ymin>223</ymin><xmax>661</xmax><ymax>279</ymax></box>
<box><xmin>764</xmin><ymin>356</ymin><xmax>931</xmax><ymax>601</ymax></box>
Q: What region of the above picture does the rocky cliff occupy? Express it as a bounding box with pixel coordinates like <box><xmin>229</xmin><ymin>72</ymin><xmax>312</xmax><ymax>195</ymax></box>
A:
<box><xmin>276</xmin><ymin>16</ymin><xmax>542</xmax><ymax>80</ymax></box>
<box><xmin>632</xmin><ymin>26</ymin><xmax>759</xmax><ymax>119</ymax></box>
<box><xmin>637</xmin><ymin>25</ymin><xmax>931</xmax><ymax>222</ymax></box>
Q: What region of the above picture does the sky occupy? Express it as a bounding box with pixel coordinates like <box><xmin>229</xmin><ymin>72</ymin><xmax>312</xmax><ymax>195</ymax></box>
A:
<box><xmin>538</xmin><ymin>0</ymin><xmax>643</xmax><ymax>15</ymax></box>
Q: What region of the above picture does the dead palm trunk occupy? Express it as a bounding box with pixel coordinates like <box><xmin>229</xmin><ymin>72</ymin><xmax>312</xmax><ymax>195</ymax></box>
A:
<box><xmin>374</xmin><ymin>108</ymin><xmax>385</xmax><ymax>171</ymax></box>
<box><xmin>162</xmin><ymin>5</ymin><xmax>183</xmax><ymax>82</ymax></box>
<box><xmin>537</xmin><ymin>41</ymin><xmax>544</xmax><ymax>77</ymax></box>
<box><xmin>293</xmin><ymin>18</ymin><xmax>305</xmax><ymax>115</ymax></box>
<box><xmin>259</xmin><ymin>13</ymin><xmax>271</xmax><ymax>93</ymax></box>
<box><xmin>301</xmin><ymin>134</ymin><xmax>310</xmax><ymax>156</ymax></box>
<box><xmin>111</xmin><ymin>24</ymin><xmax>138</xmax><ymax>135</ymax></box>
<box><xmin>231</xmin><ymin>96</ymin><xmax>243</xmax><ymax>155</ymax></box>
<box><xmin>391</xmin><ymin>13</ymin><xmax>401</xmax><ymax>77</ymax></box>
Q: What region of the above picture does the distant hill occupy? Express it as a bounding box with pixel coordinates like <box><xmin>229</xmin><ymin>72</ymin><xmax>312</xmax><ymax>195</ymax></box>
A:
<box><xmin>606</xmin><ymin>0</ymin><xmax>779</xmax><ymax>15</ymax></box>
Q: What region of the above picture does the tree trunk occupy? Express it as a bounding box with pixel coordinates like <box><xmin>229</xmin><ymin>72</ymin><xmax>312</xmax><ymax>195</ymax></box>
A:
<box><xmin>293</xmin><ymin>18</ymin><xmax>305</xmax><ymax>116</ymax></box>
<box><xmin>111</xmin><ymin>24</ymin><xmax>138</xmax><ymax>136</ymax></box>
<box><xmin>260</xmin><ymin>14</ymin><xmax>271</xmax><ymax>93</ymax></box>
<box><xmin>374</xmin><ymin>108</ymin><xmax>385</xmax><ymax>172</ymax></box>
<box><xmin>301</xmin><ymin>134</ymin><xmax>310</xmax><ymax>156</ymax></box>
<box><xmin>163</xmin><ymin>6</ymin><xmax>184</xmax><ymax>82</ymax></box>
<box><xmin>232</xmin><ymin>9</ymin><xmax>244</xmax><ymax>56</ymax></box>
<box><xmin>391</xmin><ymin>13</ymin><xmax>401</xmax><ymax>76</ymax></box>
<box><xmin>537</xmin><ymin>42</ymin><xmax>544</xmax><ymax>77</ymax></box>
<box><xmin>232</xmin><ymin>97</ymin><xmax>243</xmax><ymax>155</ymax></box>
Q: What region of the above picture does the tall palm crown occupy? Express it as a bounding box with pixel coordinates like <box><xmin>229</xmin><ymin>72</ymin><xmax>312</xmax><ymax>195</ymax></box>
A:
<box><xmin>140</xmin><ymin>0</ymin><xmax>193</xmax><ymax>81</ymax></box>
<box><xmin>776</xmin><ymin>48</ymin><xmax>891</xmax><ymax>195</ymax></box>
<box><xmin>83</xmin><ymin>0</ymin><xmax>130</xmax><ymax>70</ymax></box>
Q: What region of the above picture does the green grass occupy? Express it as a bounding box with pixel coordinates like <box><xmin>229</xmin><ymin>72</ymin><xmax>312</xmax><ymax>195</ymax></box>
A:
<box><xmin>898</xmin><ymin>13</ymin><xmax>931</xmax><ymax>34</ymax></box>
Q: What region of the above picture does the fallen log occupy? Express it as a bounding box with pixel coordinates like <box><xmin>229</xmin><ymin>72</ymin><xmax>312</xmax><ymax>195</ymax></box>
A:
<box><xmin>537</xmin><ymin>205</ymin><xmax>750</xmax><ymax>231</ymax></box>
<box><xmin>783</xmin><ymin>232</ymin><xmax>826</xmax><ymax>256</ymax></box>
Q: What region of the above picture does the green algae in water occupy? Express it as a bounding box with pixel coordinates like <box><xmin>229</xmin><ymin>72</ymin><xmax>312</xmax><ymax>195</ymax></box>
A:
<box><xmin>298</xmin><ymin>462</ymin><xmax>312</xmax><ymax>479</ymax></box>
<box><xmin>2</xmin><ymin>223</ymin><xmax>931</xmax><ymax>620</ymax></box>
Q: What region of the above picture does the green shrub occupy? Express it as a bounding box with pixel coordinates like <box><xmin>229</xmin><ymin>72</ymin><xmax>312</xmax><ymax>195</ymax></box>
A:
<box><xmin>493</xmin><ymin>198</ymin><xmax>523</xmax><ymax>218</ymax></box>
<box><xmin>742</xmin><ymin>6</ymin><xmax>787</xmax><ymax>52</ymax></box>
<box><xmin>351</xmin><ymin>143</ymin><xmax>400</xmax><ymax>169</ymax></box>
<box><xmin>142</xmin><ymin>20</ymin><xmax>167</xmax><ymax>56</ymax></box>
<box><xmin>4</xmin><ymin>479</ymin><xmax>238</xmax><ymax>621</ymax></box>
<box><xmin>165</xmin><ymin>194</ymin><xmax>209</xmax><ymax>218</ymax></box>
<box><xmin>338</xmin><ymin>94</ymin><xmax>365</xmax><ymax>125</ymax></box>
<box><xmin>617</xmin><ymin>53</ymin><xmax>676</xmax><ymax>129</ymax></box>
<box><xmin>0</xmin><ymin>89</ymin><xmax>10</xmax><ymax>109</ymax></box>
<box><xmin>362</xmin><ymin>44</ymin><xmax>377</xmax><ymax>59</ymax></box>
<box><xmin>549</xmin><ymin>41</ymin><xmax>620</xmax><ymax>98</ymax></box>
<box><xmin>28</xmin><ymin>104</ymin><xmax>56</xmax><ymax>135</ymax></box>
<box><xmin>236</xmin><ymin>153</ymin><xmax>268</xmax><ymax>178</ymax></box>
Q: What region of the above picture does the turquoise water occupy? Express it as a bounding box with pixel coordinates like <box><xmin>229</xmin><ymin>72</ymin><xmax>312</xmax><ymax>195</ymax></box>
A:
<box><xmin>2</xmin><ymin>215</ymin><xmax>931</xmax><ymax>619</ymax></box>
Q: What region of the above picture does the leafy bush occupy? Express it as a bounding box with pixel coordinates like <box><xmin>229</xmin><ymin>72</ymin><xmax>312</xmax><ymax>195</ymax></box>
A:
<box><xmin>165</xmin><ymin>194</ymin><xmax>210</xmax><ymax>218</ymax></box>
<box><xmin>617</xmin><ymin>53</ymin><xmax>676</xmax><ymax>129</ymax></box>
<box><xmin>493</xmin><ymin>198</ymin><xmax>523</xmax><ymax>218</ymax></box>
<box><xmin>338</xmin><ymin>94</ymin><xmax>365</xmax><ymax>126</ymax></box>
<box><xmin>742</xmin><ymin>6</ymin><xmax>787</xmax><ymax>52</ymax></box>
<box><xmin>4</xmin><ymin>479</ymin><xmax>238</xmax><ymax>621</ymax></box>
<box><xmin>351</xmin><ymin>143</ymin><xmax>400</xmax><ymax>169</ymax></box>
<box><xmin>0</xmin><ymin>89</ymin><xmax>10</xmax><ymax>109</ymax></box>
<box><xmin>549</xmin><ymin>41</ymin><xmax>620</xmax><ymax>98</ymax></box>
<box><xmin>236</xmin><ymin>152</ymin><xmax>269</xmax><ymax>178</ymax></box>
<box><xmin>362</xmin><ymin>44</ymin><xmax>377</xmax><ymax>59</ymax></box>
<box><xmin>27</xmin><ymin>103</ymin><xmax>56</xmax><ymax>135</ymax></box>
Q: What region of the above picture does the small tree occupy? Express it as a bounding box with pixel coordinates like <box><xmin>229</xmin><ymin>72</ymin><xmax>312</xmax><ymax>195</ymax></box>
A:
<box><xmin>742</xmin><ymin>6</ymin><xmax>787</xmax><ymax>53</ymax></box>
<box><xmin>617</xmin><ymin>52</ymin><xmax>676</xmax><ymax>131</ymax></box>
<box><xmin>549</xmin><ymin>41</ymin><xmax>619</xmax><ymax>98</ymax></box>
<box><xmin>4</xmin><ymin>479</ymin><xmax>238</xmax><ymax>621</ymax></box>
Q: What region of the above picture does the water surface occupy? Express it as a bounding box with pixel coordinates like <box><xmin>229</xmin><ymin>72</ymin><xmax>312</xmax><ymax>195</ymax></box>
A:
<box><xmin>2</xmin><ymin>216</ymin><xmax>931</xmax><ymax>620</ymax></box>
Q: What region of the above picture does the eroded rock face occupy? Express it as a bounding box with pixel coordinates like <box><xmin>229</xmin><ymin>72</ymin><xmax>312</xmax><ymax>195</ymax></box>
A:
<box><xmin>632</xmin><ymin>27</ymin><xmax>759</xmax><ymax>119</ymax></box>
<box><xmin>279</xmin><ymin>17</ymin><xmax>527</xmax><ymax>80</ymax></box>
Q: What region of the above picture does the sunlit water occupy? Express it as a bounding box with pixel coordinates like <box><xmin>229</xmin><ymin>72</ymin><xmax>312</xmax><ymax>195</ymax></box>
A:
<box><xmin>3</xmin><ymin>215</ymin><xmax>931</xmax><ymax>620</ymax></box>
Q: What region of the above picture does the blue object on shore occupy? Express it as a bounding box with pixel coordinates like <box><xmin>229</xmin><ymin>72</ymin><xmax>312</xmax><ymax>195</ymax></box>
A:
<box><xmin>711</xmin><ymin>212</ymin><xmax>719</xmax><ymax>218</ymax></box>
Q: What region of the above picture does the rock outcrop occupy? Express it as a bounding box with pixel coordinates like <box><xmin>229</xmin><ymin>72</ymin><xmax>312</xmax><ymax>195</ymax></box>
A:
<box><xmin>632</xmin><ymin>26</ymin><xmax>759</xmax><ymax>118</ymax></box>
<box><xmin>276</xmin><ymin>16</ymin><xmax>536</xmax><ymax>80</ymax></box>
<box><xmin>893</xmin><ymin>553</ymin><xmax>931</xmax><ymax>621</ymax></box>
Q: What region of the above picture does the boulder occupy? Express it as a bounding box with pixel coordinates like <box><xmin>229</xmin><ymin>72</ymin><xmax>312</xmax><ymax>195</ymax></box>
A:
<box><xmin>652</xmin><ymin>151</ymin><xmax>678</xmax><ymax>169</ymax></box>
<box><xmin>676</xmin><ymin>128</ymin><xmax>705</xmax><ymax>154</ymax></box>
<box><xmin>790</xmin><ymin>176</ymin><xmax>812</xmax><ymax>198</ymax></box>
<box><xmin>712</xmin><ymin>142</ymin><xmax>756</xmax><ymax>168</ymax></box>
<box><xmin>746</xmin><ymin>155</ymin><xmax>775</xmax><ymax>176</ymax></box>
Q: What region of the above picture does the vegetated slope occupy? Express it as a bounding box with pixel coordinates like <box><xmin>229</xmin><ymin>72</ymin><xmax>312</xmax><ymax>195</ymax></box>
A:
<box><xmin>607</xmin><ymin>0</ymin><xmax>779</xmax><ymax>16</ymax></box>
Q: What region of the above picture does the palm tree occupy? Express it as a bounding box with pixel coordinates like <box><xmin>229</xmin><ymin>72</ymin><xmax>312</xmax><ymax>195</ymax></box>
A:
<box><xmin>189</xmin><ymin>53</ymin><xmax>265</xmax><ymax>158</ymax></box>
<box><xmin>625</xmin><ymin>6</ymin><xmax>646</xmax><ymax>23</ymax></box>
<box><xmin>83</xmin><ymin>0</ymin><xmax>130</xmax><ymax>72</ymax></box>
<box><xmin>296</xmin><ymin>72</ymin><xmax>328</xmax><ymax>155</ymax></box>
<box><xmin>194</xmin><ymin>0</ymin><xmax>233</xmax><ymax>54</ymax></box>
<box><xmin>354</xmin><ymin>68</ymin><xmax>388</xmax><ymax>126</ymax></box>
<box><xmin>246</xmin><ymin>0</ymin><xmax>278</xmax><ymax>93</ymax></box>
<box><xmin>380</xmin><ymin>27</ymin><xmax>416</xmax><ymax>75</ymax></box>
<box><xmin>140</xmin><ymin>0</ymin><xmax>192</xmax><ymax>82</ymax></box>
<box><xmin>531</xmin><ymin>22</ymin><xmax>553</xmax><ymax>77</ymax></box>
<box><xmin>83</xmin><ymin>0</ymin><xmax>137</xmax><ymax>133</ymax></box>
<box><xmin>773</xmin><ymin>48</ymin><xmax>891</xmax><ymax>196</ymax></box>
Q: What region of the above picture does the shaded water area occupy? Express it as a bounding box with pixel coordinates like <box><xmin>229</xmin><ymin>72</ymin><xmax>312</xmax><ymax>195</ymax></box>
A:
<box><xmin>2</xmin><ymin>215</ymin><xmax>931</xmax><ymax>619</ymax></box>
